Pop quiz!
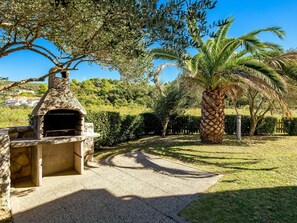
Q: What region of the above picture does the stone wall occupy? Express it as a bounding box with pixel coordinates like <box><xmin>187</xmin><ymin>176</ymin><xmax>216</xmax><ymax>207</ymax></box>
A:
<box><xmin>0</xmin><ymin>129</ymin><xmax>11</xmax><ymax>214</ymax></box>
<box><xmin>10</xmin><ymin>147</ymin><xmax>31</xmax><ymax>182</ymax></box>
<box><xmin>84</xmin><ymin>123</ymin><xmax>94</xmax><ymax>162</ymax></box>
<box><xmin>8</xmin><ymin>126</ymin><xmax>34</xmax><ymax>140</ymax></box>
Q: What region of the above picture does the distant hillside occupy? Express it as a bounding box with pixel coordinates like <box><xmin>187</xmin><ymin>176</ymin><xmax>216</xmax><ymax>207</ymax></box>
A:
<box><xmin>0</xmin><ymin>81</ymin><xmax>47</xmax><ymax>99</ymax></box>
<box><xmin>0</xmin><ymin>78</ymin><xmax>159</xmax><ymax>108</ymax></box>
<box><xmin>70</xmin><ymin>78</ymin><xmax>159</xmax><ymax>108</ymax></box>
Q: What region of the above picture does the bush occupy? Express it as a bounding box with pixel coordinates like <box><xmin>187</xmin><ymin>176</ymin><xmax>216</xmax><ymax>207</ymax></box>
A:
<box><xmin>283</xmin><ymin>118</ymin><xmax>297</xmax><ymax>136</ymax></box>
<box><xmin>170</xmin><ymin>115</ymin><xmax>200</xmax><ymax>134</ymax></box>
<box><xmin>119</xmin><ymin>115</ymin><xmax>144</xmax><ymax>142</ymax></box>
<box><xmin>256</xmin><ymin>117</ymin><xmax>277</xmax><ymax>135</ymax></box>
<box><xmin>224</xmin><ymin>115</ymin><xmax>276</xmax><ymax>135</ymax></box>
<box><xmin>86</xmin><ymin>111</ymin><xmax>121</xmax><ymax>147</ymax></box>
<box><xmin>225</xmin><ymin>115</ymin><xmax>250</xmax><ymax>135</ymax></box>
<box><xmin>140</xmin><ymin>113</ymin><xmax>162</xmax><ymax>135</ymax></box>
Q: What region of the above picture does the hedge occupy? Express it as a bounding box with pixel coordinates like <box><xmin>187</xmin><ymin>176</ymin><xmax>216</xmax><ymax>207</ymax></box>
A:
<box><xmin>225</xmin><ymin>115</ymin><xmax>251</xmax><ymax>135</ymax></box>
<box><xmin>86</xmin><ymin>111</ymin><xmax>121</xmax><ymax>146</ymax></box>
<box><xmin>140</xmin><ymin>112</ymin><xmax>162</xmax><ymax>135</ymax></box>
<box><xmin>86</xmin><ymin>111</ymin><xmax>280</xmax><ymax>147</ymax></box>
<box><xmin>283</xmin><ymin>118</ymin><xmax>297</xmax><ymax>136</ymax></box>
<box><xmin>225</xmin><ymin>115</ymin><xmax>277</xmax><ymax>135</ymax></box>
<box><xmin>170</xmin><ymin>115</ymin><xmax>200</xmax><ymax>134</ymax></box>
<box><xmin>256</xmin><ymin>117</ymin><xmax>278</xmax><ymax>135</ymax></box>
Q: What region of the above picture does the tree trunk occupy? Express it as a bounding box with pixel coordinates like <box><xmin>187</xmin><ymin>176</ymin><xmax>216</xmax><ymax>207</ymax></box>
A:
<box><xmin>200</xmin><ymin>89</ymin><xmax>225</xmax><ymax>144</ymax></box>
<box><xmin>249</xmin><ymin>118</ymin><xmax>257</xmax><ymax>137</ymax></box>
<box><xmin>161</xmin><ymin>118</ymin><xmax>170</xmax><ymax>137</ymax></box>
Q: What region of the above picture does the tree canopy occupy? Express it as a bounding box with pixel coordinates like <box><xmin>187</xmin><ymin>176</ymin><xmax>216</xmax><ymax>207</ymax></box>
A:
<box><xmin>0</xmin><ymin>0</ymin><xmax>222</xmax><ymax>90</ymax></box>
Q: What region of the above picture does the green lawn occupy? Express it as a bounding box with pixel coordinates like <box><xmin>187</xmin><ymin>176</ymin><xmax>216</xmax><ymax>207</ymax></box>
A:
<box><xmin>94</xmin><ymin>135</ymin><xmax>297</xmax><ymax>223</ymax></box>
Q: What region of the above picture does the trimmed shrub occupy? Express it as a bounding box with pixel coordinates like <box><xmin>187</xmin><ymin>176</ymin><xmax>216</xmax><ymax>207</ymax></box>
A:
<box><xmin>225</xmin><ymin>115</ymin><xmax>251</xmax><ymax>135</ymax></box>
<box><xmin>86</xmin><ymin>111</ymin><xmax>121</xmax><ymax>146</ymax></box>
<box><xmin>256</xmin><ymin>117</ymin><xmax>277</xmax><ymax>135</ymax></box>
<box><xmin>283</xmin><ymin>118</ymin><xmax>297</xmax><ymax>136</ymax></box>
<box><xmin>224</xmin><ymin>115</ymin><xmax>236</xmax><ymax>135</ymax></box>
<box><xmin>119</xmin><ymin>115</ymin><xmax>144</xmax><ymax>142</ymax></box>
<box><xmin>170</xmin><ymin>115</ymin><xmax>200</xmax><ymax>134</ymax></box>
<box><xmin>188</xmin><ymin>116</ymin><xmax>201</xmax><ymax>134</ymax></box>
<box><xmin>140</xmin><ymin>112</ymin><xmax>162</xmax><ymax>135</ymax></box>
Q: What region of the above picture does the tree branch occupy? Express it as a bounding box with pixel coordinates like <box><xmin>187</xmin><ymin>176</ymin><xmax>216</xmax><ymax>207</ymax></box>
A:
<box><xmin>0</xmin><ymin>67</ymin><xmax>71</xmax><ymax>92</ymax></box>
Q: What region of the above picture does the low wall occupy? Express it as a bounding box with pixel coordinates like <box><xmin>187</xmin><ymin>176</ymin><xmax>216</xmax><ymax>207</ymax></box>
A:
<box><xmin>10</xmin><ymin>147</ymin><xmax>31</xmax><ymax>182</ymax></box>
<box><xmin>0</xmin><ymin>130</ymin><xmax>11</xmax><ymax>214</ymax></box>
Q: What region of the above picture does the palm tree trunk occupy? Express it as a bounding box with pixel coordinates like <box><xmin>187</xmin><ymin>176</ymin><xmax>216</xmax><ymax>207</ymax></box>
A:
<box><xmin>200</xmin><ymin>89</ymin><xmax>225</xmax><ymax>144</ymax></box>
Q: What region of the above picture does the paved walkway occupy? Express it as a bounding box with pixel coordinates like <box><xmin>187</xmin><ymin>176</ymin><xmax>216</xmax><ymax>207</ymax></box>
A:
<box><xmin>11</xmin><ymin>151</ymin><xmax>221</xmax><ymax>223</ymax></box>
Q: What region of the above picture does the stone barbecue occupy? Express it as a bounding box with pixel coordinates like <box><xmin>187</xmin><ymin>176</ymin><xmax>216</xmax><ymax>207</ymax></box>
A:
<box><xmin>32</xmin><ymin>71</ymin><xmax>86</xmax><ymax>139</ymax></box>
<box><xmin>0</xmin><ymin>71</ymin><xmax>99</xmax><ymax>214</ymax></box>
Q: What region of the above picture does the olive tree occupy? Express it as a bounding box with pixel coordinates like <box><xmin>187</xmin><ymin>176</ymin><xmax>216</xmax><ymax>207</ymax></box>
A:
<box><xmin>0</xmin><ymin>0</ymin><xmax>220</xmax><ymax>92</ymax></box>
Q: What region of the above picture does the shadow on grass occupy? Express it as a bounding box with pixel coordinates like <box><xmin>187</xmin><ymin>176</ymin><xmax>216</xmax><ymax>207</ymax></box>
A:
<box><xmin>181</xmin><ymin>186</ymin><xmax>297</xmax><ymax>223</ymax></box>
<box><xmin>99</xmin><ymin>150</ymin><xmax>218</xmax><ymax>179</ymax></box>
<box><xmin>94</xmin><ymin>134</ymin><xmax>280</xmax><ymax>173</ymax></box>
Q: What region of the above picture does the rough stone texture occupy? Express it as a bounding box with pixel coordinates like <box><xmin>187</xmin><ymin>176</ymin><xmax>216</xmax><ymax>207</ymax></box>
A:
<box><xmin>32</xmin><ymin>73</ymin><xmax>86</xmax><ymax>139</ymax></box>
<box><xmin>10</xmin><ymin>147</ymin><xmax>31</xmax><ymax>182</ymax></box>
<box><xmin>7</xmin><ymin>126</ymin><xmax>34</xmax><ymax>140</ymax></box>
<box><xmin>84</xmin><ymin>123</ymin><xmax>95</xmax><ymax>162</ymax></box>
<box><xmin>32</xmin><ymin>73</ymin><xmax>86</xmax><ymax>117</ymax></box>
<box><xmin>10</xmin><ymin>133</ymin><xmax>99</xmax><ymax>148</ymax></box>
<box><xmin>0</xmin><ymin>130</ymin><xmax>11</xmax><ymax>213</ymax></box>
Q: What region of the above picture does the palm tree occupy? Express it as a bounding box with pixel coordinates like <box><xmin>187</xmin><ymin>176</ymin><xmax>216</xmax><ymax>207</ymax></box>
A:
<box><xmin>152</xmin><ymin>18</ymin><xmax>291</xmax><ymax>144</ymax></box>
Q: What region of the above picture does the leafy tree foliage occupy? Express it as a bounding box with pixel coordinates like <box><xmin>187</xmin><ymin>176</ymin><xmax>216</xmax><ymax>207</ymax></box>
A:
<box><xmin>153</xmin><ymin>81</ymin><xmax>197</xmax><ymax>136</ymax></box>
<box><xmin>70</xmin><ymin>78</ymin><xmax>159</xmax><ymax>108</ymax></box>
<box><xmin>0</xmin><ymin>0</ymin><xmax>221</xmax><ymax>91</ymax></box>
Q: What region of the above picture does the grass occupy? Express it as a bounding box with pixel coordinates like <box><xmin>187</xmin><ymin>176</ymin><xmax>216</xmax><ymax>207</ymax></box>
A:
<box><xmin>0</xmin><ymin>105</ymin><xmax>150</xmax><ymax>128</ymax></box>
<box><xmin>94</xmin><ymin>135</ymin><xmax>297</xmax><ymax>223</ymax></box>
<box><xmin>0</xmin><ymin>106</ymin><xmax>32</xmax><ymax>128</ymax></box>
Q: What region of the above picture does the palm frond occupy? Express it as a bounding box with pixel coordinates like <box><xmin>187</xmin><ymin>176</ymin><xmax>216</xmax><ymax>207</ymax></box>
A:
<box><xmin>150</xmin><ymin>48</ymin><xmax>181</xmax><ymax>61</ymax></box>
<box><xmin>262</xmin><ymin>42</ymin><xmax>283</xmax><ymax>52</ymax></box>
<box><xmin>213</xmin><ymin>17</ymin><xmax>235</xmax><ymax>47</ymax></box>
<box><xmin>187</xmin><ymin>54</ymin><xmax>202</xmax><ymax>74</ymax></box>
<box><xmin>239</xmin><ymin>60</ymin><xmax>287</xmax><ymax>92</ymax></box>
<box><xmin>244</xmin><ymin>26</ymin><xmax>286</xmax><ymax>39</ymax></box>
<box><xmin>232</xmin><ymin>71</ymin><xmax>291</xmax><ymax>117</ymax></box>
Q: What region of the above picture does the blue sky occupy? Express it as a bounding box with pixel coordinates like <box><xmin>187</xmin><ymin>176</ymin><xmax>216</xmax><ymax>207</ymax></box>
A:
<box><xmin>0</xmin><ymin>0</ymin><xmax>296</xmax><ymax>83</ymax></box>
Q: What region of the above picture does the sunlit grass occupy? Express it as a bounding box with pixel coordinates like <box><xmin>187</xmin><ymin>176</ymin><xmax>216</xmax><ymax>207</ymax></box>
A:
<box><xmin>0</xmin><ymin>106</ymin><xmax>32</xmax><ymax>127</ymax></box>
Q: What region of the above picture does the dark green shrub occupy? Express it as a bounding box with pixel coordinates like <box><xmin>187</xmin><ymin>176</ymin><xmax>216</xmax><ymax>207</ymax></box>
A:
<box><xmin>256</xmin><ymin>117</ymin><xmax>277</xmax><ymax>135</ymax></box>
<box><xmin>224</xmin><ymin>115</ymin><xmax>236</xmax><ymax>135</ymax></box>
<box><xmin>171</xmin><ymin>115</ymin><xmax>187</xmax><ymax>134</ymax></box>
<box><xmin>171</xmin><ymin>115</ymin><xmax>200</xmax><ymax>134</ymax></box>
<box><xmin>86</xmin><ymin>111</ymin><xmax>121</xmax><ymax>146</ymax></box>
<box><xmin>188</xmin><ymin>116</ymin><xmax>200</xmax><ymax>134</ymax></box>
<box><xmin>119</xmin><ymin>115</ymin><xmax>144</xmax><ymax>142</ymax></box>
<box><xmin>140</xmin><ymin>113</ymin><xmax>162</xmax><ymax>135</ymax></box>
<box><xmin>241</xmin><ymin>116</ymin><xmax>251</xmax><ymax>135</ymax></box>
<box><xmin>224</xmin><ymin>115</ymin><xmax>251</xmax><ymax>135</ymax></box>
<box><xmin>283</xmin><ymin>118</ymin><xmax>297</xmax><ymax>136</ymax></box>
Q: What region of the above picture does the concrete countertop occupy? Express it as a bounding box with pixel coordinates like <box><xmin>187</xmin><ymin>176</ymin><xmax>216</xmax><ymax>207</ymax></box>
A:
<box><xmin>10</xmin><ymin>133</ymin><xmax>100</xmax><ymax>148</ymax></box>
